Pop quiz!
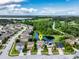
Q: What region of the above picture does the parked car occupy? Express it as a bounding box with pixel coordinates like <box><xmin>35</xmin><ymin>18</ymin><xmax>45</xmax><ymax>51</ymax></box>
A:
<box><xmin>0</xmin><ymin>51</ymin><xmax>2</xmax><ymax>55</ymax></box>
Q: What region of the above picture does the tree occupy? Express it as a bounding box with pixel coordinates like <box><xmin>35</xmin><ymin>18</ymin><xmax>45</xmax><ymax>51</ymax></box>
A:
<box><xmin>23</xmin><ymin>42</ymin><xmax>27</xmax><ymax>52</ymax></box>
<box><xmin>16</xmin><ymin>39</ymin><xmax>20</xmax><ymax>43</ymax></box>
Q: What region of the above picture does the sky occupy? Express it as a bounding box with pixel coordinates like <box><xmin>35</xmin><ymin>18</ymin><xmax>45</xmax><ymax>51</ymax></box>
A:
<box><xmin>0</xmin><ymin>0</ymin><xmax>79</xmax><ymax>15</ymax></box>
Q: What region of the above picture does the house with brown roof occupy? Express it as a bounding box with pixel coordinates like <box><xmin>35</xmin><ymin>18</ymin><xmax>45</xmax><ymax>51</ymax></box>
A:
<box><xmin>27</xmin><ymin>42</ymin><xmax>34</xmax><ymax>50</ymax></box>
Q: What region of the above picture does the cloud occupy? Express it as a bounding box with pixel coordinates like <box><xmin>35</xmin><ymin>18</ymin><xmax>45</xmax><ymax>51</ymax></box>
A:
<box><xmin>0</xmin><ymin>0</ymin><xmax>24</xmax><ymax>4</ymax></box>
<box><xmin>36</xmin><ymin>7</ymin><xmax>79</xmax><ymax>15</ymax></box>
<box><xmin>0</xmin><ymin>7</ymin><xmax>38</xmax><ymax>15</ymax></box>
<box><xmin>0</xmin><ymin>4</ymin><xmax>21</xmax><ymax>10</ymax></box>
<box><xmin>0</xmin><ymin>0</ymin><xmax>38</xmax><ymax>15</ymax></box>
<box><xmin>0</xmin><ymin>5</ymin><xmax>78</xmax><ymax>15</ymax></box>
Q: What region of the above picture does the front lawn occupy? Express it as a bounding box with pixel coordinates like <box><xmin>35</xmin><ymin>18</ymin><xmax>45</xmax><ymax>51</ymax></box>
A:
<box><xmin>41</xmin><ymin>45</ymin><xmax>48</xmax><ymax>55</ymax></box>
<box><xmin>31</xmin><ymin>49</ymin><xmax>37</xmax><ymax>55</ymax></box>
<box><xmin>54</xmin><ymin>35</ymin><xmax>65</xmax><ymax>43</ymax></box>
<box><xmin>0</xmin><ymin>45</ymin><xmax>3</xmax><ymax>50</ymax></box>
<box><xmin>63</xmin><ymin>43</ymin><xmax>75</xmax><ymax>55</ymax></box>
<box><xmin>9</xmin><ymin>43</ymin><xmax>19</xmax><ymax>56</ymax></box>
<box><xmin>52</xmin><ymin>46</ymin><xmax>59</xmax><ymax>55</ymax></box>
<box><xmin>31</xmin><ymin>42</ymin><xmax>37</xmax><ymax>55</ymax></box>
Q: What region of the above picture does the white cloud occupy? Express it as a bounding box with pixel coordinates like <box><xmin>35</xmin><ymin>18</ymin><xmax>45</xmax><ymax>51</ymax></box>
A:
<box><xmin>0</xmin><ymin>7</ymin><xmax>38</xmax><ymax>15</ymax></box>
<box><xmin>0</xmin><ymin>4</ymin><xmax>21</xmax><ymax>10</ymax></box>
<box><xmin>0</xmin><ymin>0</ymin><xmax>24</xmax><ymax>4</ymax></box>
<box><xmin>20</xmin><ymin>8</ymin><xmax>37</xmax><ymax>13</ymax></box>
<box><xmin>0</xmin><ymin>6</ymin><xmax>79</xmax><ymax>15</ymax></box>
<box><xmin>36</xmin><ymin>7</ymin><xmax>79</xmax><ymax>15</ymax></box>
<box><xmin>13</xmin><ymin>0</ymin><xmax>24</xmax><ymax>2</ymax></box>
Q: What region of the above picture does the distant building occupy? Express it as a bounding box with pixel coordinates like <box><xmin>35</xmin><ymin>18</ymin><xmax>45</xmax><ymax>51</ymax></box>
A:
<box><xmin>0</xmin><ymin>25</ymin><xmax>3</xmax><ymax>30</ymax></box>
<box><xmin>0</xmin><ymin>15</ymin><xmax>33</xmax><ymax>20</ymax></box>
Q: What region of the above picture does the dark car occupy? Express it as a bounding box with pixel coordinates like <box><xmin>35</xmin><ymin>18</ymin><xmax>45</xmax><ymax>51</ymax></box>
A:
<box><xmin>0</xmin><ymin>51</ymin><xmax>2</xmax><ymax>55</ymax></box>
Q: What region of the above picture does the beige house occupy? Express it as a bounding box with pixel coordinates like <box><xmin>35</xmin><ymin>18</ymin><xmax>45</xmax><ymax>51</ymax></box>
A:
<box><xmin>27</xmin><ymin>42</ymin><xmax>34</xmax><ymax>50</ymax></box>
<box><xmin>65</xmin><ymin>39</ymin><xmax>75</xmax><ymax>45</ymax></box>
<box><xmin>19</xmin><ymin>34</ymin><xmax>32</xmax><ymax>42</ymax></box>
<box><xmin>19</xmin><ymin>31</ymin><xmax>32</xmax><ymax>42</ymax></box>
<box><xmin>75</xmin><ymin>38</ymin><xmax>79</xmax><ymax>44</ymax></box>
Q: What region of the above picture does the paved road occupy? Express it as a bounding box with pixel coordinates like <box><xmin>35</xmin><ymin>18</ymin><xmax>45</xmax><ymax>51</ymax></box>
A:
<box><xmin>26</xmin><ymin>55</ymin><xmax>74</xmax><ymax>59</ymax></box>
<box><xmin>1</xmin><ymin>26</ymin><xmax>26</xmax><ymax>57</ymax></box>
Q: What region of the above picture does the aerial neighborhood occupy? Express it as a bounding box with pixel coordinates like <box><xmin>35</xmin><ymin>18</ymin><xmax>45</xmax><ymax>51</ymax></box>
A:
<box><xmin>0</xmin><ymin>17</ymin><xmax>79</xmax><ymax>59</ymax></box>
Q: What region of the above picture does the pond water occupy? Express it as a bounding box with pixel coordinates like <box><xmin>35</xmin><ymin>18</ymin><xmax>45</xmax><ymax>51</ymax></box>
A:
<box><xmin>34</xmin><ymin>32</ymin><xmax>39</xmax><ymax>40</ymax></box>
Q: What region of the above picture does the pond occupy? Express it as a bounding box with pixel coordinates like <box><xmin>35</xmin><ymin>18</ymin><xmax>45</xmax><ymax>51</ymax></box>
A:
<box><xmin>34</xmin><ymin>32</ymin><xmax>39</xmax><ymax>40</ymax></box>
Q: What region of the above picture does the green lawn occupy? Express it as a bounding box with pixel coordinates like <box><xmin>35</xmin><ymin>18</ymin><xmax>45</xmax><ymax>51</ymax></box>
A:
<box><xmin>52</xmin><ymin>46</ymin><xmax>59</xmax><ymax>55</ymax></box>
<box><xmin>31</xmin><ymin>50</ymin><xmax>37</xmax><ymax>55</ymax></box>
<box><xmin>54</xmin><ymin>35</ymin><xmax>64</xmax><ymax>43</ymax></box>
<box><xmin>41</xmin><ymin>45</ymin><xmax>48</xmax><ymax>55</ymax></box>
<box><xmin>31</xmin><ymin>46</ymin><xmax>37</xmax><ymax>55</ymax></box>
<box><xmin>63</xmin><ymin>43</ymin><xmax>75</xmax><ymax>55</ymax></box>
<box><xmin>9</xmin><ymin>43</ymin><xmax>19</xmax><ymax>56</ymax></box>
<box><xmin>31</xmin><ymin>43</ymin><xmax>37</xmax><ymax>55</ymax></box>
<box><xmin>0</xmin><ymin>45</ymin><xmax>3</xmax><ymax>50</ymax></box>
<box><xmin>41</xmin><ymin>51</ymin><xmax>48</xmax><ymax>55</ymax></box>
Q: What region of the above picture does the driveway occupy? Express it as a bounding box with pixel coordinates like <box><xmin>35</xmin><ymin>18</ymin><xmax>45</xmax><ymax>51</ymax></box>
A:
<box><xmin>37</xmin><ymin>48</ymin><xmax>41</xmax><ymax>55</ymax></box>
<box><xmin>57</xmin><ymin>48</ymin><xmax>64</xmax><ymax>55</ymax></box>
<box><xmin>27</xmin><ymin>50</ymin><xmax>31</xmax><ymax>55</ymax></box>
<box><xmin>48</xmin><ymin>48</ymin><xmax>53</xmax><ymax>55</ymax></box>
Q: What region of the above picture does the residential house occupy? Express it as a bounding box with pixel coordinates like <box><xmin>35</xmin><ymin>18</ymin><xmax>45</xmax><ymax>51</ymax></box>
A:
<box><xmin>75</xmin><ymin>38</ymin><xmax>79</xmax><ymax>44</ymax></box>
<box><xmin>43</xmin><ymin>36</ymin><xmax>54</xmax><ymax>46</ymax></box>
<box><xmin>27</xmin><ymin>42</ymin><xmax>34</xmax><ymax>50</ymax></box>
<box><xmin>19</xmin><ymin>31</ymin><xmax>32</xmax><ymax>42</ymax></box>
<box><xmin>37</xmin><ymin>41</ymin><xmax>44</xmax><ymax>47</ymax></box>
<box><xmin>16</xmin><ymin>42</ymin><xmax>24</xmax><ymax>52</ymax></box>
<box><xmin>65</xmin><ymin>39</ymin><xmax>75</xmax><ymax>45</ymax></box>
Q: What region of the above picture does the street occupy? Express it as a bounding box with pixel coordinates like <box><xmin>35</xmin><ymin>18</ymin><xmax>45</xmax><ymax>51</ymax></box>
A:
<box><xmin>0</xmin><ymin>26</ymin><xmax>26</xmax><ymax>57</ymax></box>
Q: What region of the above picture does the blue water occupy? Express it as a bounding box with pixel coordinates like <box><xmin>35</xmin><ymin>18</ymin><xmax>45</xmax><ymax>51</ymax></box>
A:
<box><xmin>34</xmin><ymin>32</ymin><xmax>39</xmax><ymax>40</ymax></box>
